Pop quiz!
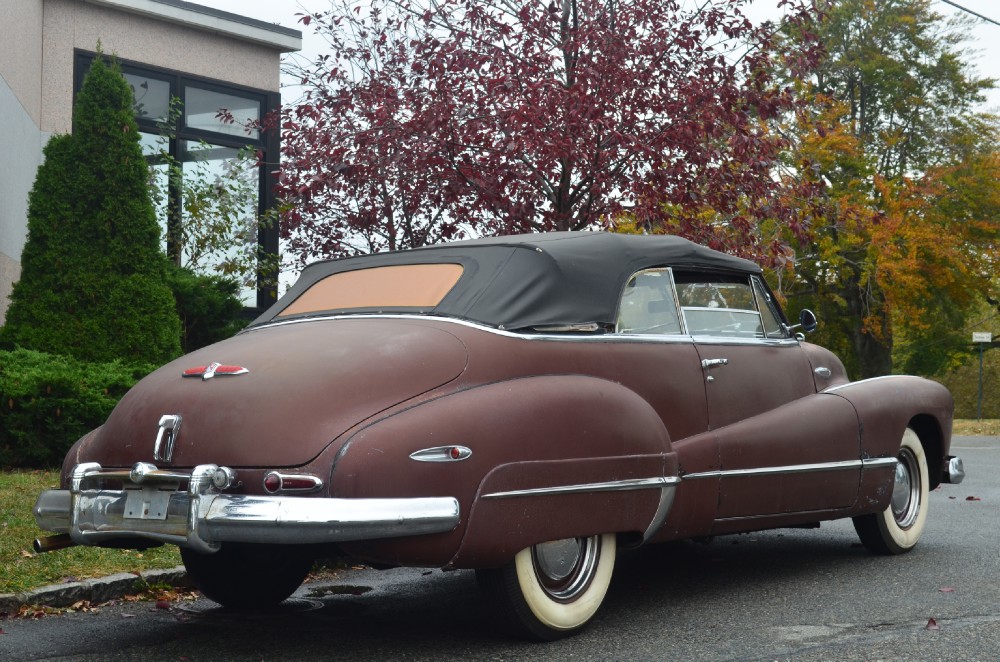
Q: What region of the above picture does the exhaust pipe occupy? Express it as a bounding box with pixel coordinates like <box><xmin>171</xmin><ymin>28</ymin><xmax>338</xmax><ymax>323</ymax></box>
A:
<box><xmin>33</xmin><ymin>533</ymin><xmax>78</xmax><ymax>554</ymax></box>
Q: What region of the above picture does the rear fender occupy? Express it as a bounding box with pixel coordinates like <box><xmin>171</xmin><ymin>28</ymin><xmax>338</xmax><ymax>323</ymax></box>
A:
<box><xmin>333</xmin><ymin>375</ymin><xmax>676</xmax><ymax>568</ymax></box>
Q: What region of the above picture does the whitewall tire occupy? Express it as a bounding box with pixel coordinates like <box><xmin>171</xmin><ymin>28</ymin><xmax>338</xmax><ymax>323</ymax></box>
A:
<box><xmin>477</xmin><ymin>533</ymin><xmax>616</xmax><ymax>640</ymax></box>
<box><xmin>853</xmin><ymin>429</ymin><xmax>929</xmax><ymax>555</ymax></box>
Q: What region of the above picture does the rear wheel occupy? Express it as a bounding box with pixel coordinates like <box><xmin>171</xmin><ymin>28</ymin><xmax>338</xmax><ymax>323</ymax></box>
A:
<box><xmin>476</xmin><ymin>533</ymin><xmax>616</xmax><ymax>640</ymax></box>
<box><xmin>181</xmin><ymin>543</ymin><xmax>313</xmax><ymax>608</ymax></box>
<box><xmin>853</xmin><ymin>429</ymin><xmax>929</xmax><ymax>555</ymax></box>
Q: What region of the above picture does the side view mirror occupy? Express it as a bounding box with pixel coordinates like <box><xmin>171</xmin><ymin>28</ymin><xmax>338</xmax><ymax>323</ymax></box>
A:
<box><xmin>786</xmin><ymin>309</ymin><xmax>818</xmax><ymax>336</ymax></box>
<box><xmin>798</xmin><ymin>309</ymin><xmax>818</xmax><ymax>333</ymax></box>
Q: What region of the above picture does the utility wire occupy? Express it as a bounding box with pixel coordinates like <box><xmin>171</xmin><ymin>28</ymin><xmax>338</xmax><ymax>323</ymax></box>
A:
<box><xmin>938</xmin><ymin>0</ymin><xmax>1000</xmax><ymax>26</ymax></box>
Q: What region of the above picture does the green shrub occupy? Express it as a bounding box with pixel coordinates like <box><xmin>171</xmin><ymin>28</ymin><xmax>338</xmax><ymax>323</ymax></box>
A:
<box><xmin>0</xmin><ymin>349</ymin><xmax>153</xmax><ymax>468</ymax></box>
<box><xmin>166</xmin><ymin>265</ymin><xmax>246</xmax><ymax>353</ymax></box>
<box><xmin>0</xmin><ymin>51</ymin><xmax>181</xmax><ymax>365</ymax></box>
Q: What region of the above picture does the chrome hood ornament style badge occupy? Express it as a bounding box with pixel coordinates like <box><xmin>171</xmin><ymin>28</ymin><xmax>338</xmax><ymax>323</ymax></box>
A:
<box><xmin>153</xmin><ymin>414</ymin><xmax>182</xmax><ymax>462</ymax></box>
<box><xmin>182</xmin><ymin>363</ymin><xmax>250</xmax><ymax>380</ymax></box>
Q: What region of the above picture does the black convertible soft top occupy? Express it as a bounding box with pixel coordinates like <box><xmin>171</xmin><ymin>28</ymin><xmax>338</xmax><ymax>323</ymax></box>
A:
<box><xmin>253</xmin><ymin>232</ymin><xmax>762</xmax><ymax>331</ymax></box>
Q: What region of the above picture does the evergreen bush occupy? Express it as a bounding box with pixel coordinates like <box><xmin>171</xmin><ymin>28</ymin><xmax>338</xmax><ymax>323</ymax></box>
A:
<box><xmin>0</xmin><ymin>52</ymin><xmax>180</xmax><ymax>364</ymax></box>
<box><xmin>166</xmin><ymin>265</ymin><xmax>246</xmax><ymax>353</ymax></box>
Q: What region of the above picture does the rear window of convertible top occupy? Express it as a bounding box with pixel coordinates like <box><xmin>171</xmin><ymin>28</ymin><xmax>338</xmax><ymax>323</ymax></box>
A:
<box><xmin>276</xmin><ymin>263</ymin><xmax>465</xmax><ymax>317</ymax></box>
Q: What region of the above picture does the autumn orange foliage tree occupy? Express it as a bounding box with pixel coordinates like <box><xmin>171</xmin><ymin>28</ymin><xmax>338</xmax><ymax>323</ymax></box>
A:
<box><xmin>769</xmin><ymin>0</ymin><xmax>1000</xmax><ymax>378</ymax></box>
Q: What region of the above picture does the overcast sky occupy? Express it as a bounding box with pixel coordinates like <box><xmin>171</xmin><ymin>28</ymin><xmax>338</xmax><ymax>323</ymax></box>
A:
<box><xmin>196</xmin><ymin>0</ymin><xmax>1000</xmax><ymax>111</ymax></box>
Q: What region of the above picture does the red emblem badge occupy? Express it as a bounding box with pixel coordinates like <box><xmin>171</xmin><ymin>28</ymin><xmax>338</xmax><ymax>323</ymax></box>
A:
<box><xmin>182</xmin><ymin>362</ymin><xmax>249</xmax><ymax>380</ymax></box>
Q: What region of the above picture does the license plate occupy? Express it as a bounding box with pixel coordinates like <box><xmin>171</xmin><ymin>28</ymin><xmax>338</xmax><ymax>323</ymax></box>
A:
<box><xmin>124</xmin><ymin>488</ymin><xmax>171</xmax><ymax>520</ymax></box>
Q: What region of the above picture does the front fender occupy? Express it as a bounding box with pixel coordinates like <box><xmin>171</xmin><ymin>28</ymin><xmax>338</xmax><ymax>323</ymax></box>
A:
<box><xmin>332</xmin><ymin>374</ymin><xmax>676</xmax><ymax>568</ymax></box>
<box><xmin>826</xmin><ymin>375</ymin><xmax>954</xmax><ymax>492</ymax></box>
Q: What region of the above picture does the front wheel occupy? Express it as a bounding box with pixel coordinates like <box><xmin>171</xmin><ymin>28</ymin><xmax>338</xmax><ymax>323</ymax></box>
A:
<box><xmin>853</xmin><ymin>429</ymin><xmax>929</xmax><ymax>555</ymax></box>
<box><xmin>476</xmin><ymin>533</ymin><xmax>616</xmax><ymax>640</ymax></box>
<box><xmin>181</xmin><ymin>543</ymin><xmax>313</xmax><ymax>608</ymax></box>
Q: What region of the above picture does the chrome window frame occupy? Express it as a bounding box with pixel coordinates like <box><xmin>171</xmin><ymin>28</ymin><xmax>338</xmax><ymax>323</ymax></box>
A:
<box><xmin>750</xmin><ymin>275</ymin><xmax>789</xmax><ymax>339</ymax></box>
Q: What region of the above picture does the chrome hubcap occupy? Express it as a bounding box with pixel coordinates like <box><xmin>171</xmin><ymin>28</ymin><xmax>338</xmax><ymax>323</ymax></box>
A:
<box><xmin>891</xmin><ymin>448</ymin><xmax>920</xmax><ymax>529</ymax></box>
<box><xmin>532</xmin><ymin>536</ymin><xmax>600</xmax><ymax>602</ymax></box>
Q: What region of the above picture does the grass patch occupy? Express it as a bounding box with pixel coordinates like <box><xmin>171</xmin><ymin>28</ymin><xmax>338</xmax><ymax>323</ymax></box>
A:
<box><xmin>953</xmin><ymin>419</ymin><xmax>1000</xmax><ymax>437</ymax></box>
<box><xmin>0</xmin><ymin>470</ymin><xmax>179</xmax><ymax>595</ymax></box>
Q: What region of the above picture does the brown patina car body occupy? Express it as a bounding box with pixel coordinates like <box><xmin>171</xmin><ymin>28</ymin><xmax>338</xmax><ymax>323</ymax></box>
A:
<box><xmin>34</xmin><ymin>232</ymin><xmax>964</xmax><ymax>639</ymax></box>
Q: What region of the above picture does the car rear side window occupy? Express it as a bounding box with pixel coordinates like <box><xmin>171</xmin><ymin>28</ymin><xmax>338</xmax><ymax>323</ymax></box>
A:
<box><xmin>616</xmin><ymin>268</ymin><xmax>683</xmax><ymax>335</ymax></box>
<box><xmin>276</xmin><ymin>263</ymin><xmax>464</xmax><ymax>317</ymax></box>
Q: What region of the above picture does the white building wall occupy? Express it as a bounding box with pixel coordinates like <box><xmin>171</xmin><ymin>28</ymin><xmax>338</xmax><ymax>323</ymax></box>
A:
<box><xmin>0</xmin><ymin>0</ymin><xmax>45</xmax><ymax>320</ymax></box>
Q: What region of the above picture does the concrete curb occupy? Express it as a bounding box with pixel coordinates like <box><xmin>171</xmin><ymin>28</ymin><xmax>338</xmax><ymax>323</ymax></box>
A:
<box><xmin>0</xmin><ymin>567</ymin><xmax>189</xmax><ymax>615</ymax></box>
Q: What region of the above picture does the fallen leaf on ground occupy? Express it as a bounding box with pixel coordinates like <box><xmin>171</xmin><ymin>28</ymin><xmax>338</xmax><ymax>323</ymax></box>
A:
<box><xmin>965</xmin><ymin>496</ymin><xmax>982</xmax><ymax>501</ymax></box>
<box><xmin>938</xmin><ymin>587</ymin><xmax>955</xmax><ymax>593</ymax></box>
<box><xmin>926</xmin><ymin>618</ymin><xmax>940</xmax><ymax>630</ymax></box>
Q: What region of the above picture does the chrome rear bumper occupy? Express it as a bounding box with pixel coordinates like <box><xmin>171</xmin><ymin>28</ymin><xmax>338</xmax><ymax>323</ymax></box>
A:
<box><xmin>34</xmin><ymin>463</ymin><xmax>460</xmax><ymax>554</ymax></box>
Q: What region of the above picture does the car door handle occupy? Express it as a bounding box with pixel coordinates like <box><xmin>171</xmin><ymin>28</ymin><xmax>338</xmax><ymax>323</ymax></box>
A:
<box><xmin>701</xmin><ymin>358</ymin><xmax>729</xmax><ymax>369</ymax></box>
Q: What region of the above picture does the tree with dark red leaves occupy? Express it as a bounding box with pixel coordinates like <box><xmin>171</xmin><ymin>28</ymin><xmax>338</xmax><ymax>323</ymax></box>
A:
<box><xmin>277</xmin><ymin>0</ymin><xmax>815</xmax><ymax>264</ymax></box>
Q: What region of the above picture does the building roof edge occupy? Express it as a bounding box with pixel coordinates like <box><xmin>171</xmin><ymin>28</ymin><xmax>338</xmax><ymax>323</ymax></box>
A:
<box><xmin>82</xmin><ymin>0</ymin><xmax>303</xmax><ymax>53</ymax></box>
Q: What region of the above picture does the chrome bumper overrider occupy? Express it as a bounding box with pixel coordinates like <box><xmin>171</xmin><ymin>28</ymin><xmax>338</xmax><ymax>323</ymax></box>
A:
<box><xmin>944</xmin><ymin>455</ymin><xmax>965</xmax><ymax>484</ymax></box>
<box><xmin>34</xmin><ymin>463</ymin><xmax>461</xmax><ymax>554</ymax></box>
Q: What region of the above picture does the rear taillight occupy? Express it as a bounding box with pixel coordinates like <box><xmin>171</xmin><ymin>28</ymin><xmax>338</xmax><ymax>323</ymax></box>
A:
<box><xmin>262</xmin><ymin>471</ymin><xmax>323</xmax><ymax>494</ymax></box>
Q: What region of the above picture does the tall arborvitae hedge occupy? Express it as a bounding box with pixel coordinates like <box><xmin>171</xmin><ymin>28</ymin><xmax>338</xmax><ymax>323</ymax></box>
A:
<box><xmin>1</xmin><ymin>53</ymin><xmax>181</xmax><ymax>364</ymax></box>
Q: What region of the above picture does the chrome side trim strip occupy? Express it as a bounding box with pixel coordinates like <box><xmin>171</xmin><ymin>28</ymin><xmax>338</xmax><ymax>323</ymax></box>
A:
<box><xmin>248</xmin><ymin>314</ymin><xmax>800</xmax><ymax>347</ymax></box>
<box><xmin>642</xmin><ymin>484</ymin><xmax>678</xmax><ymax>542</ymax></box>
<box><xmin>482</xmin><ymin>476</ymin><xmax>680</xmax><ymax>500</ymax></box>
<box><xmin>822</xmin><ymin>375</ymin><xmax>906</xmax><ymax>393</ymax></box>
<box><xmin>684</xmin><ymin>457</ymin><xmax>896</xmax><ymax>480</ymax></box>
<box><xmin>862</xmin><ymin>457</ymin><xmax>900</xmax><ymax>470</ymax></box>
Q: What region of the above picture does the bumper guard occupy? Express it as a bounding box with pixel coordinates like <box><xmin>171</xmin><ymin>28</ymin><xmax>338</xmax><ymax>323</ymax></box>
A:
<box><xmin>943</xmin><ymin>455</ymin><xmax>965</xmax><ymax>484</ymax></box>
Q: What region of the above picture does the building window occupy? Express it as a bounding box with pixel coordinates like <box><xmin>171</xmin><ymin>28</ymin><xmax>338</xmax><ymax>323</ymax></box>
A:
<box><xmin>74</xmin><ymin>51</ymin><xmax>280</xmax><ymax>311</ymax></box>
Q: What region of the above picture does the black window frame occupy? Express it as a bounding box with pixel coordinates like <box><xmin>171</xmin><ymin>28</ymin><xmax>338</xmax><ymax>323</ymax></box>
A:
<box><xmin>73</xmin><ymin>50</ymin><xmax>281</xmax><ymax>313</ymax></box>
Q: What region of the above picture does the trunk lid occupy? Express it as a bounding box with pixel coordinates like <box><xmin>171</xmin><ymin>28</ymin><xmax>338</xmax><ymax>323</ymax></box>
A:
<box><xmin>89</xmin><ymin>319</ymin><xmax>468</xmax><ymax>468</ymax></box>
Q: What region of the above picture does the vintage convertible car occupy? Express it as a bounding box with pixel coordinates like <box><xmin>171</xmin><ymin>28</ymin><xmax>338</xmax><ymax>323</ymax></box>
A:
<box><xmin>34</xmin><ymin>232</ymin><xmax>964</xmax><ymax>639</ymax></box>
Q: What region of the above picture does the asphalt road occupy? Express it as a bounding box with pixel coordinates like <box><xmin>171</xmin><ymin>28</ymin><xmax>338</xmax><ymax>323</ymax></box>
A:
<box><xmin>2</xmin><ymin>436</ymin><xmax>997</xmax><ymax>661</ymax></box>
